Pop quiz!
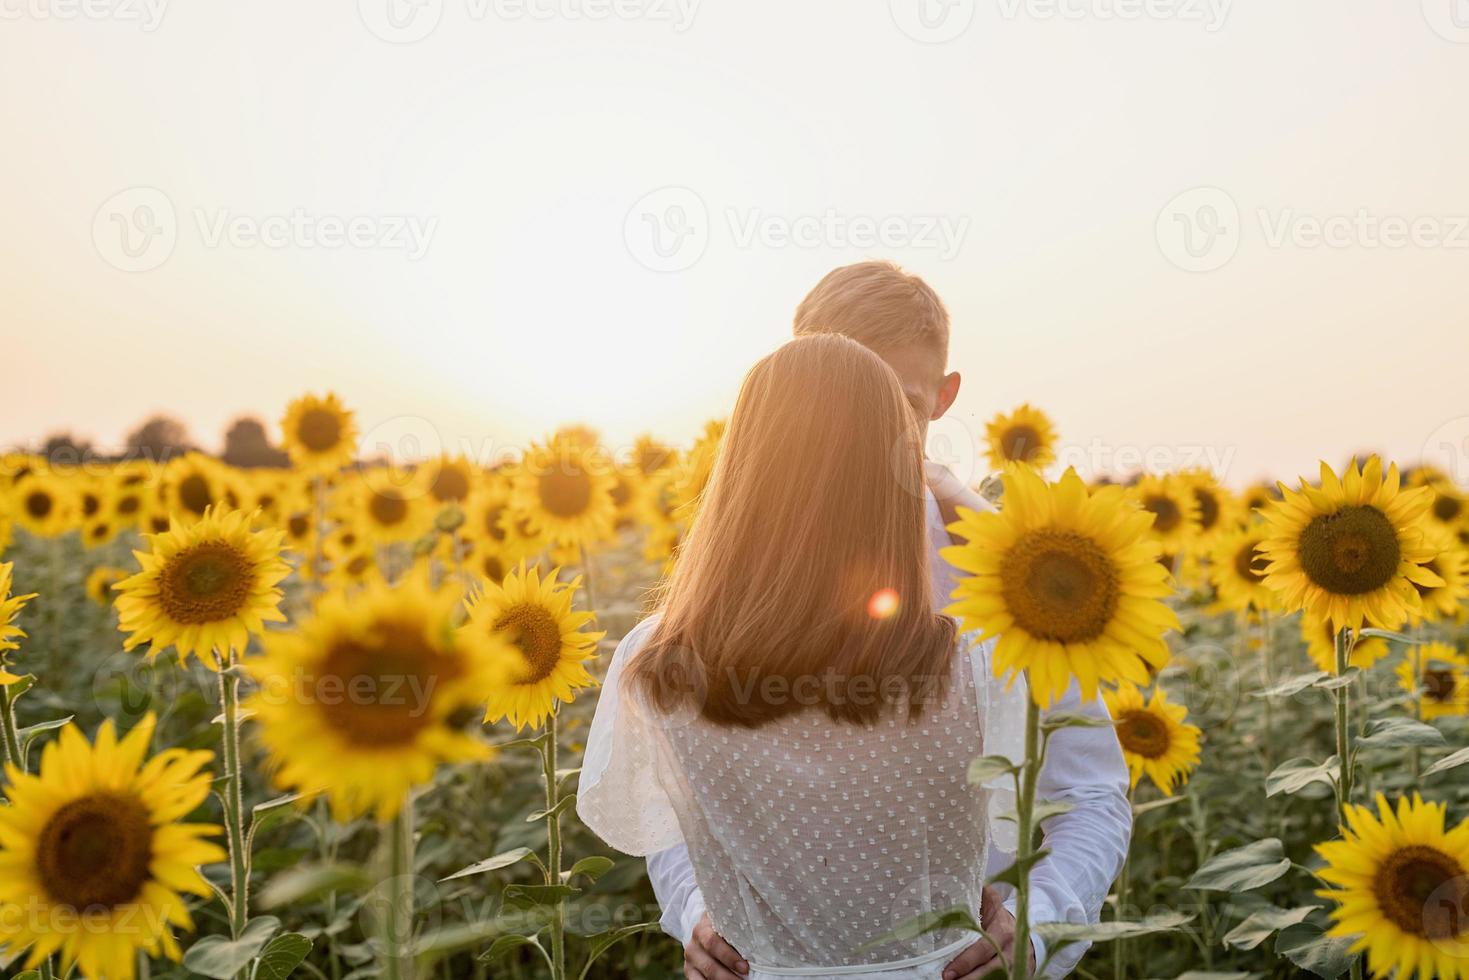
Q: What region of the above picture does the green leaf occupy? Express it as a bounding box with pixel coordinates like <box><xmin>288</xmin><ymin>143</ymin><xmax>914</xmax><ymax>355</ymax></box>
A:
<box><xmin>258</xmin><ymin>864</ymin><xmax>374</xmax><ymax>909</ymax></box>
<box><xmin>1424</xmin><ymin>745</ymin><xmax>1469</xmax><ymax>777</ymax></box>
<box><xmin>502</xmin><ymin>883</ymin><xmax>581</xmax><ymax>910</ymax></box>
<box><xmin>252</xmin><ymin>933</ymin><xmax>313</xmax><ymax>980</ymax></box>
<box><xmin>1144</xmin><ymin>973</ymin><xmax>1259</xmax><ymax>980</ymax></box>
<box><xmin>183</xmin><ymin>916</ymin><xmax>282</xmax><ymax>978</ymax></box>
<box><xmin>16</xmin><ymin>715</ymin><xmax>72</xmax><ymax>750</ymax></box>
<box><xmin>1359</xmin><ymin>628</ymin><xmax>1414</xmax><ymax>644</ymax></box>
<box><xmin>967</xmin><ymin>754</ymin><xmax>1017</xmax><ymax>784</ymax></box>
<box><xmin>494</xmin><ymin>731</ymin><xmax>550</xmax><ymax>752</ymax></box>
<box><xmin>1252</xmin><ymin>672</ymin><xmax>1327</xmax><ymax>699</ymax></box>
<box><xmin>1358</xmin><ymin>717</ymin><xmax>1445</xmax><ymax>749</ymax></box>
<box><xmin>1186</xmin><ymin>839</ymin><xmax>1291</xmax><ymax>891</ymax></box>
<box><xmin>563</xmin><ymin>856</ymin><xmax>615</xmax><ymax>883</ymax></box>
<box><xmin>581</xmin><ymin>922</ymin><xmax>662</xmax><ymax>966</ymax></box>
<box><xmin>1041</xmin><ymin>711</ymin><xmax>1113</xmax><ymax>731</ymax></box>
<box><xmin>480</xmin><ymin>933</ymin><xmax>545</xmax><ymax>964</ymax></box>
<box><xmin>441</xmin><ymin>847</ymin><xmax>537</xmax><ymax>882</ymax></box>
<box><xmin>1312</xmin><ymin>670</ymin><xmax>1360</xmax><ymax>691</ymax></box>
<box><xmin>526</xmin><ymin>795</ymin><xmax>578</xmax><ymax>822</ymax></box>
<box><xmin>1031</xmin><ymin>799</ymin><xmax>1076</xmax><ymax>823</ymax></box>
<box><xmin>1276</xmin><ymin>921</ymin><xmax>1357</xmax><ymax>978</ymax></box>
<box><xmin>11</xmin><ymin>972</ymin><xmax>41</xmax><ymax>980</ymax></box>
<box><xmin>1133</xmin><ymin>796</ymin><xmax>1188</xmax><ymax>817</ymax></box>
<box><xmin>855</xmin><ymin>906</ymin><xmax>981</xmax><ymax>952</ymax></box>
<box><xmin>1036</xmin><ymin>910</ymin><xmax>1193</xmax><ymax>950</ymax></box>
<box><xmin>1223</xmin><ymin>906</ymin><xmax>1319</xmax><ymax>950</ymax></box>
<box><xmin>1267</xmin><ymin>757</ymin><xmax>1340</xmax><ymax>798</ymax></box>
<box><xmin>986</xmin><ymin>849</ymin><xmax>1051</xmax><ymax>890</ymax></box>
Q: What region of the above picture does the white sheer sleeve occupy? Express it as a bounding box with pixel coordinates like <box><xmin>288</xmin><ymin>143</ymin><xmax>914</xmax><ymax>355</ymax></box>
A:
<box><xmin>970</xmin><ymin>633</ymin><xmax>1029</xmax><ymax>855</ymax></box>
<box><xmin>576</xmin><ymin>616</ymin><xmax>685</xmax><ymax>856</ymax></box>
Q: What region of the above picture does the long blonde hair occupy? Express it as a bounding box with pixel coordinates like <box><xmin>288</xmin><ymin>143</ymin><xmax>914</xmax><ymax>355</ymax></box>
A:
<box><xmin>627</xmin><ymin>334</ymin><xmax>956</xmax><ymax>727</ymax></box>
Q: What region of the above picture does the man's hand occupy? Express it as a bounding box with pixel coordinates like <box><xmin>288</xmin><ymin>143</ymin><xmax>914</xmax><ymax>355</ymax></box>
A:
<box><xmin>942</xmin><ymin>887</ymin><xmax>1036</xmax><ymax>980</ymax></box>
<box><xmin>684</xmin><ymin>913</ymin><xmax>748</xmax><ymax>980</ymax></box>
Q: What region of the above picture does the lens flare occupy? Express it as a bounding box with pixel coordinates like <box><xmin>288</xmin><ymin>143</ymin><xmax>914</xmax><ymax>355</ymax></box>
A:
<box><xmin>867</xmin><ymin>587</ymin><xmax>900</xmax><ymax>620</ymax></box>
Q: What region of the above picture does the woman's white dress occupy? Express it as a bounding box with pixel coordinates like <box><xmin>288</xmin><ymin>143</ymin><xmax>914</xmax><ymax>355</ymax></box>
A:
<box><xmin>579</xmin><ymin>616</ymin><xmax>1024</xmax><ymax>979</ymax></box>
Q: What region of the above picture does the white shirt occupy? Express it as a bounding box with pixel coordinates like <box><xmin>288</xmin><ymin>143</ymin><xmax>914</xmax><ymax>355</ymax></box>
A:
<box><xmin>585</xmin><ymin>488</ymin><xmax>1131</xmax><ymax>978</ymax></box>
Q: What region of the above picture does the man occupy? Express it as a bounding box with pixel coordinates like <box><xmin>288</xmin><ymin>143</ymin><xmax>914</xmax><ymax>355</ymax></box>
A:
<box><xmin>647</xmin><ymin>261</ymin><xmax>1132</xmax><ymax>979</ymax></box>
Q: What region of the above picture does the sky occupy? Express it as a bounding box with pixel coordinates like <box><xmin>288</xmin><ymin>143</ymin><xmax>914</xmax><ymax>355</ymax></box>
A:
<box><xmin>4</xmin><ymin>0</ymin><xmax>1469</xmax><ymax>489</ymax></box>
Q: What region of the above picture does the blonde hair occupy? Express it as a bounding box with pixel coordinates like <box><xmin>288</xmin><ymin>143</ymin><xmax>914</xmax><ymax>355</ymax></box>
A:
<box><xmin>627</xmin><ymin>334</ymin><xmax>956</xmax><ymax>727</ymax></box>
<box><xmin>793</xmin><ymin>261</ymin><xmax>949</xmax><ymax>361</ymax></box>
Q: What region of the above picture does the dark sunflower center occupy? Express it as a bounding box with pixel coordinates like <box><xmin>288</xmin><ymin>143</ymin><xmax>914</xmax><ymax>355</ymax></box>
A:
<box><xmin>37</xmin><ymin>793</ymin><xmax>153</xmax><ymax>910</ymax></box>
<box><xmin>637</xmin><ymin>446</ymin><xmax>671</xmax><ymax>474</ymax></box>
<box><xmin>297</xmin><ymin>409</ymin><xmax>343</xmax><ymax>452</ymax></box>
<box><xmin>344</xmin><ymin>554</ymin><xmax>372</xmax><ymax>577</ymax></box>
<box><xmin>610</xmin><ymin>477</ymin><xmax>631</xmax><ymax>509</ymax></box>
<box><xmin>1234</xmin><ymin>540</ymin><xmax>1268</xmax><ymax>584</ymax></box>
<box><xmin>483</xmin><ymin>504</ymin><xmax>507</xmax><ymax>541</ymax></box>
<box><xmin>1422</xmin><ymin>668</ymin><xmax>1456</xmax><ymax>702</ymax></box>
<box><xmin>82</xmin><ymin>493</ymin><xmax>102</xmax><ymax>518</ymax></box>
<box><xmin>178</xmin><ymin>473</ymin><xmax>213</xmax><ymax>516</ymax></box>
<box><xmin>1116</xmin><ymin>710</ymin><xmax>1170</xmax><ymax>759</ymax></box>
<box><xmin>1297</xmin><ymin>505</ymin><xmax>1400</xmax><ymax>596</ymax></box>
<box><xmin>1434</xmin><ymin>495</ymin><xmax>1463</xmax><ymax>523</ymax></box>
<box><xmin>1000</xmin><ymin>529</ymin><xmax>1120</xmax><ymax>644</ymax></box>
<box><xmin>25</xmin><ymin>490</ymin><xmax>53</xmax><ymax>519</ymax></box>
<box><xmin>158</xmin><ymin>541</ymin><xmax>254</xmax><ymax>624</ymax></box>
<box><xmin>538</xmin><ymin>466</ymin><xmax>593</xmax><ymax>518</ymax></box>
<box><xmin>288</xmin><ymin>513</ymin><xmax>311</xmax><ymax>538</ymax></box>
<box><xmin>89</xmin><ymin>522</ymin><xmax>111</xmax><ymax>542</ymax></box>
<box><xmin>317</xmin><ymin>621</ymin><xmax>461</xmax><ymax>747</ymax></box>
<box><xmin>1373</xmin><ymin>844</ymin><xmax>1466</xmax><ymax>938</ymax></box>
<box><xmin>1145</xmin><ymin>495</ymin><xmax>1181</xmax><ymax>534</ymax></box>
<box><xmin>117</xmin><ymin>494</ymin><xmax>141</xmax><ymax>516</ymax></box>
<box><xmin>1193</xmin><ymin>488</ymin><xmax>1220</xmax><ymax>531</ymax></box>
<box><xmin>481</xmin><ymin>555</ymin><xmax>505</xmax><ymax>582</ymax></box>
<box><xmin>1000</xmin><ymin>425</ymin><xmax>1042</xmax><ymax>463</ymax></box>
<box><xmin>369</xmin><ymin>491</ymin><xmax>409</xmax><ymax>527</ymax></box>
<box><xmin>430</xmin><ymin>465</ymin><xmax>471</xmax><ymax>503</ymax></box>
<box><xmin>494</xmin><ymin>603</ymin><xmax>563</xmax><ymax>683</ymax></box>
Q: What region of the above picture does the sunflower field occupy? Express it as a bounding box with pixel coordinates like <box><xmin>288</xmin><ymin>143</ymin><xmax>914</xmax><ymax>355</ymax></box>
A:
<box><xmin>0</xmin><ymin>394</ymin><xmax>1466</xmax><ymax>980</ymax></box>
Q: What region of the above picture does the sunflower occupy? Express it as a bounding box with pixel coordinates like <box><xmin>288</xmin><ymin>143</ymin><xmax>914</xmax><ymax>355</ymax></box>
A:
<box><xmin>983</xmin><ymin>403</ymin><xmax>1057</xmax><ymax>470</ymax></box>
<box><xmin>463</xmin><ymin>563</ymin><xmax>603</xmax><ymax>731</ymax></box>
<box><xmin>162</xmin><ymin>453</ymin><xmax>228</xmax><ymax>522</ymax></box>
<box><xmin>1179</xmin><ymin>469</ymin><xmax>1237</xmax><ymax>546</ymax></box>
<box><xmin>1301</xmin><ymin>616</ymin><xmax>1389</xmax><ymax>674</ymax></box>
<box><xmin>247</xmin><ymin>576</ymin><xmax>511</xmax><ymax>821</ymax></box>
<box><xmin>1129</xmin><ymin>473</ymin><xmax>1201</xmax><ymax>553</ymax></box>
<box><xmin>280</xmin><ymin>392</ymin><xmax>358</xmax><ymax>474</ymax></box>
<box><xmin>0</xmin><ymin>509</ymin><xmax>13</xmax><ymax>556</ymax></box>
<box><xmin>1396</xmin><ymin>642</ymin><xmax>1469</xmax><ymax>720</ymax></box>
<box><xmin>0</xmin><ymin>714</ymin><xmax>224</xmax><ymax>980</ymax></box>
<box><xmin>1208</xmin><ymin>523</ymin><xmax>1277</xmax><ymax>614</ymax></box>
<box><xmin>1426</xmin><ymin>481</ymin><xmax>1468</xmax><ymax>536</ymax></box>
<box><xmin>1102</xmin><ymin>682</ymin><xmax>1201</xmax><ymax>795</ymax></box>
<box><xmin>0</xmin><ymin>561</ymin><xmax>39</xmax><ymax>685</ymax></box>
<box><xmin>114</xmin><ymin>507</ymin><xmax>290</xmax><ymax>668</ymax></box>
<box><xmin>12</xmin><ymin>471</ymin><xmax>74</xmax><ymax>538</ymax></box>
<box><xmin>668</xmin><ymin>420</ymin><xmax>725</xmax><ymax>522</ymax></box>
<box><xmin>1408</xmin><ymin>528</ymin><xmax>1469</xmax><ymax>624</ymax></box>
<box><xmin>338</xmin><ymin>467</ymin><xmax>432</xmax><ymax>545</ymax></box>
<box><xmin>1242</xmin><ymin>481</ymin><xmax>1281</xmax><ymax>515</ymax></box>
<box><xmin>511</xmin><ymin>437</ymin><xmax>617</xmax><ymax>547</ymax></box>
<box><xmin>418</xmin><ymin>454</ymin><xmax>477</xmax><ymax>506</ymax></box>
<box><xmin>943</xmin><ymin>465</ymin><xmax>1179</xmax><ymax>706</ymax></box>
<box><xmin>632</xmin><ymin>434</ymin><xmax>676</xmax><ymax>477</ymax></box>
<box><xmin>1260</xmin><ymin>458</ymin><xmax>1441</xmax><ymax>632</ymax></box>
<box><xmin>1316</xmin><ymin>793</ymin><xmax>1469</xmax><ymax>979</ymax></box>
<box><xmin>84</xmin><ymin>565</ymin><xmax>128</xmax><ymax>607</ymax></box>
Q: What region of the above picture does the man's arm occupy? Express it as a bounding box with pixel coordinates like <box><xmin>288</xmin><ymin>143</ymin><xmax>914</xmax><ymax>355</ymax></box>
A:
<box><xmin>647</xmin><ymin>846</ymin><xmax>748</xmax><ymax>980</ymax></box>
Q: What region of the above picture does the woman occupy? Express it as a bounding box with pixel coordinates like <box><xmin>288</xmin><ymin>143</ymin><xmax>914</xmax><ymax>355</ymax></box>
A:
<box><xmin>579</xmin><ymin>334</ymin><xmax>1016</xmax><ymax>978</ymax></box>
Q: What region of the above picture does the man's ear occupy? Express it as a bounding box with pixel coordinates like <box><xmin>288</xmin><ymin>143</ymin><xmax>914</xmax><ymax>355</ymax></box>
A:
<box><xmin>931</xmin><ymin>371</ymin><xmax>961</xmax><ymax>420</ymax></box>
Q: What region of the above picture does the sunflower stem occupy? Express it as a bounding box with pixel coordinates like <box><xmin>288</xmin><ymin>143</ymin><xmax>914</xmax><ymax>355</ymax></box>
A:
<box><xmin>542</xmin><ymin>711</ymin><xmax>567</xmax><ymax>980</ymax></box>
<box><xmin>1332</xmin><ymin>628</ymin><xmax>1354</xmax><ymax>820</ymax></box>
<box><xmin>215</xmin><ymin>649</ymin><xmax>251</xmax><ymax>960</ymax></box>
<box><xmin>1113</xmin><ymin>784</ymin><xmax>1134</xmax><ymax>979</ymax></box>
<box><xmin>381</xmin><ymin>801</ymin><xmax>415</xmax><ymax>980</ymax></box>
<box><xmin>0</xmin><ymin>681</ymin><xmax>24</xmax><ymax>775</ymax></box>
<box><xmin>1010</xmin><ymin>695</ymin><xmax>1041</xmax><ymax>980</ymax></box>
<box><xmin>1409</xmin><ymin>638</ymin><xmax>1423</xmax><ymax>783</ymax></box>
<box><xmin>577</xmin><ymin>545</ymin><xmax>597</xmax><ymax>615</ymax></box>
